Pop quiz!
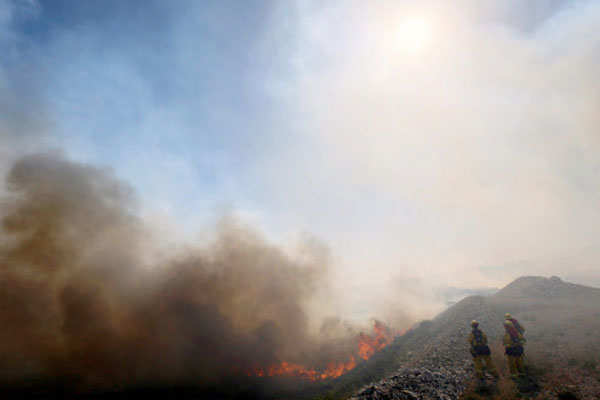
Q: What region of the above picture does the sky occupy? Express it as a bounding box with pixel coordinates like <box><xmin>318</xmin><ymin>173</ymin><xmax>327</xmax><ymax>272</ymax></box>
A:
<box><xmin>2</xmin><ymin>0</ymin><xmax>600</xmax><ymax>321</ymax></box>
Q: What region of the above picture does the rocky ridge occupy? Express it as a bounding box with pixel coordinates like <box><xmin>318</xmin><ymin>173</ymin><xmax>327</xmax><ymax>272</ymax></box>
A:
<box><xmin>350</xmin><ymin>276</ymin><xmax>600</xmax><ymax>400</ymax></box>
<box><xmin>350</xmin><ymin>296</ymin><xmax>492</xmax><ymax>399</ymax></box>
<box><xmin>350</xmin><ymin>365</ymin><xmax>471</xmax><ymax>400</ymax></box>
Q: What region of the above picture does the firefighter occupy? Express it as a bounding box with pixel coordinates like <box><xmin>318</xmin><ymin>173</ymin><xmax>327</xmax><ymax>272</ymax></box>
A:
<box><xmin>504</xmin><ymin>313</ymin><xmax>525</xmax><ymax>335</ymax></box>
<box><xmin>503</xmin><ymin>320</ymin><xmax>525</xmax><ymax>377</ymax></box>
<box><xmin>468</xmin><ymin>320</ymin><xmax>498</xmax><ymax>380</ymax></box>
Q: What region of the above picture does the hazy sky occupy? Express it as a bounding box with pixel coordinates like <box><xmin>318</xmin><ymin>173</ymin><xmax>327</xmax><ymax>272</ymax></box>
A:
<box><xmin>2</xmin><ymin>0</ymin><xmax>600</xmax><ymax>320</ymax></box>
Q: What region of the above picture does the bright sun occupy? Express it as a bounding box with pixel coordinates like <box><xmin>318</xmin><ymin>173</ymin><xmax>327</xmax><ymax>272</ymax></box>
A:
<box><xmin>396</xmin><ymin>17</ymin><xmax>432</xmax><ymax>52</ymax></box>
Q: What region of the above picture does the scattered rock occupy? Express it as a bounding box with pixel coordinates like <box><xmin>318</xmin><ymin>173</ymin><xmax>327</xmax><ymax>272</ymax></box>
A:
<box><xmin>350</xmin><ymin>364</ymin><xmax>470</xmax><ymax>400</ymax></box>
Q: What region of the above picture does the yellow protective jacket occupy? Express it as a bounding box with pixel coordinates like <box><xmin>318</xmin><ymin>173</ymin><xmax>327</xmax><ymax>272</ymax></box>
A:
<box><xmin>507</xmin><ymin>318</ymin><xmax>525</xmax><ymax>335</ymax></box>
<box><xmin>469</xmin><ymin>328</ymin><xmax>491</xmax><ymax>356</ymax></box>
<box><xmin>468</xmin><ymin>330</ymin><xmax>488</xmax><ymax>347</ymax></box>
<box><xmin>503</xmin><ymin>332</ymin><xmax>525</xmax><ymax>347</ymax></box>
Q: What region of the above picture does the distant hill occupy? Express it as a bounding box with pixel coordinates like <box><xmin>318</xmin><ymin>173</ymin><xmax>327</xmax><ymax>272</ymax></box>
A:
<box><xmin>494</xmin><ymin>275</ymin><xmax>600</xmax><ymax>301</ymax></box>
<box><xmin>438</xmin><ymin>286</ymin><xmax>498</xmax><ymax>307</ymax></box>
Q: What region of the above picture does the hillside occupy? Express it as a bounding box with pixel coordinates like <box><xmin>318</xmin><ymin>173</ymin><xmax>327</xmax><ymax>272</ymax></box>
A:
<box><xmin>7</xmin><ymin>276</ymin><xmax>595</xmax><ymax>399</ymax></box>
<box><xmin>101</xmin><ymin>275</ymin><xmax>597</xmax><ymax>400</ymax></box>
<box><xmin>342</xmin><ymin>276</ymin><xmax>600</xmax><ymax>400</ymax></box>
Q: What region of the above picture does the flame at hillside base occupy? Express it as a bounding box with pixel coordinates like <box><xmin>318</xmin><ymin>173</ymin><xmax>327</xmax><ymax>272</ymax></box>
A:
<box><xmin>247</xmin><ymin>357</ymin><xmax>357</xmax><ymax>382</ymax></box>
<box><xmin>246</xmin><ymin>320</ymin><xmax>396</xmax><ymax>381</ymax></box>
<box><xmin>358</xmin><ymin>320</ymin><xmax>393</xmax><ymax>360</ymax></box>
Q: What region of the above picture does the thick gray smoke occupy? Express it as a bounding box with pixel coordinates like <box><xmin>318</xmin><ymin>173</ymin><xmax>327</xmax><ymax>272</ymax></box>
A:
<box><xmin>0</xmin><ymin>153</ymin><xmax>367</xmax><ymax>390</ymax></box>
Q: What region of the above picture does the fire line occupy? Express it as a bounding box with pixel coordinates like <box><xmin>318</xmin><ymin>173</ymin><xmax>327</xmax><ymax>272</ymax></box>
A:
<box><xmin>246</xmin><ymin>321</ymin><xmax>396</xmax><ymax>381</ymax></box>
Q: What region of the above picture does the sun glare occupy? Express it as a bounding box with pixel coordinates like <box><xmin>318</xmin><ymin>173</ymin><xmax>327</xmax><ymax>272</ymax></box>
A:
<box><xmin>396</xmin><ymin>17</ymin><xmax>432</xmax><ymax>52</ymax></box>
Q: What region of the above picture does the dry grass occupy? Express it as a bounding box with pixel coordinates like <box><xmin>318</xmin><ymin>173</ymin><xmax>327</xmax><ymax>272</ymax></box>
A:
<box><xmin>461</xmin><ymin>299</ymin><xmax>600</xmax><ymax>399</ymax></box>
<box><xmin>460</xmin><ymin>340</ymin><xmax>519</xmax><ymax>400</ymax></box>
<box><xmin>461</xmin><ymin>337</ymin><xmax>600</xmax><ymax>400</ymax></box>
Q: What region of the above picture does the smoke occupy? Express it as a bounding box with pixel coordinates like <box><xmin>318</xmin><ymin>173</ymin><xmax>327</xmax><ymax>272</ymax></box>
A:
<box><xmin>4</xmin><ymin>0</ymin><xmax>599</xmax><ymax>391</ymax></box>
<box><xmin>0</xmin><ymin>2</ymin><xmax>403</xmax><ymax>391</ymax></box>
<box><xmin>255</xmin><ymin>0</ymin><xmax>600</xmax><ymax>294</ymax></box>
<box><xmin>0</xmin><ymin>153</ymin><xmax>390</xmax><ymax>390</ymax></box>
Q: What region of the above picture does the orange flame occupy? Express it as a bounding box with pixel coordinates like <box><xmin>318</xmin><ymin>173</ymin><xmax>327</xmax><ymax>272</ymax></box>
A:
<box><xmin>357</xmin><ymin>320</ymin><xmax>393</xmax><ymax>360</ymax></box>
<box><xmin>319</xmin><ymin>356</ymin><xmax>357</xmax><ymax>380</ymax></box>
<box><xmin>244</xmin><ymin>320</ymin><xmax>396</xmax><ymax>381</ymax></box>
<box><xmin>249</xmin><ymin>361</ymin><xmax>319</xmax><ymax>381</ymax></box>
<box><xmin>247</xmin><ymin>356</ymin><xmax>358</xmax><ymax>382</ymax></box>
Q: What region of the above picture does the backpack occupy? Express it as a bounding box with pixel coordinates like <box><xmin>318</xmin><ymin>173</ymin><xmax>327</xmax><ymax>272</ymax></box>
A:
<box><xmin>505</xmin><ymin>345</ymin><xmax>524</xmax><ymax>356</ymax></box>
<box><xmin>509</xmin><ymin>318</ymin><xmax>524</xmax><ymax>334</ymax></box>
<box><xmin>471</xmin><ymin>329</ymin><xmax>491</xmax><ymax>356</ymax></box>
<box><xmin>506</xmin><ymin>325</ymin><xmax>523</xmax><ymax>344</ymax></box>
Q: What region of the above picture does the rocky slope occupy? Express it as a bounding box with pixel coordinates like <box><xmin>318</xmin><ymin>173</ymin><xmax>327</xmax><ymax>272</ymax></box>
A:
<box><xmin>349</xmin><ymin>276</ymin><xmax>600</xmax><ymax>400</ymax></box>
<box><xmin>351</xmin><ymin>365</ymin><xmax>470</xmax><ymax>400</ymax></box>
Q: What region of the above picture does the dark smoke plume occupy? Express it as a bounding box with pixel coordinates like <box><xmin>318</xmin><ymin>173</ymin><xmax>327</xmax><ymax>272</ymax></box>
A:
<box><xmin>0</xmin><ymin>153</ymin><xmax>358</xmax><ymax>391</ymax></box>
